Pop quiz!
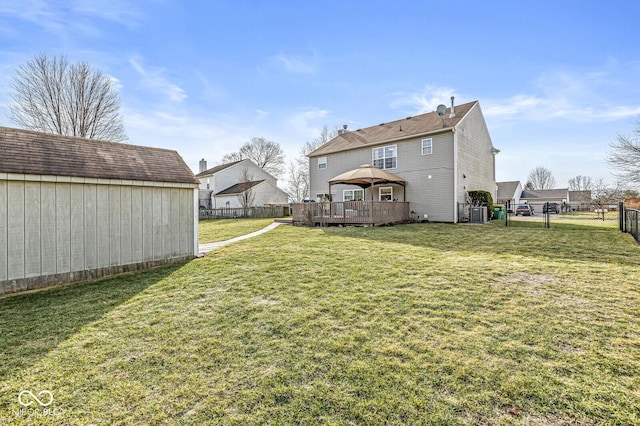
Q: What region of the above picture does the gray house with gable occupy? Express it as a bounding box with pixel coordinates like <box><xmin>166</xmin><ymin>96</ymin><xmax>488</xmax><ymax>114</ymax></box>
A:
<box><xmin>308</xmin><ymin>100</ymin><xmax>499</xmax><ymax>222</ymax></box>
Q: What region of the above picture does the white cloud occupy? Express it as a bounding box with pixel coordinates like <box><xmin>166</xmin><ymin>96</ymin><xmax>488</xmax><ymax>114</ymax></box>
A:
<box><xmin>0</xmin><ymin>0</ymin><xmax>143</xmax><ymax>39</ymax></box>
<box><xmin>485</xmin><ymin>64</ymin><xmax>640</xmax><ymax>123</ymax></box>
<box><xmin>273</xmin><ymin>52</ymin><xmax>316</xmax><ymax>74</ymax></box>
<box><xmin>129</xmin><ymin>56</ymin><xmax>187</xmax><ymax>103</ymax></box>
<box><xmin>286</xmin><ymin>107</ymin><xmax>331</xmax><ymax>135</ymax></box>
<box><xmin>389</xmin><ymin>85</ymin><xmax>459</xmax><ymax>114</ymax></box>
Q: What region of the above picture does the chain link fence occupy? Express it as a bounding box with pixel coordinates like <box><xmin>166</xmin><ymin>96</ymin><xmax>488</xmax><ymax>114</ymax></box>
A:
<box><xmin>492</xmin><ymin>202</ymin><xmax>622</xmax><ymax>230</ymax></box>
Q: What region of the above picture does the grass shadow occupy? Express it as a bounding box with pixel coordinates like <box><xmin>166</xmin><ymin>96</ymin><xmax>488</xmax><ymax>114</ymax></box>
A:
<box><xmin>0</xmin><ymin>263</ymin><xmax>185</xmax><ymax>380</ymax></box>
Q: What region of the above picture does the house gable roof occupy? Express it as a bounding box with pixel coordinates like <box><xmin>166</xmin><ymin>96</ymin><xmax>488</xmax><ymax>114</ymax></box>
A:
<box><xmin>195</xmin><ymin>160</ymin><xmax>244</xmax><ymax>178</ymax></box>
<box><xmin>521</xmin><ymin>188</ymin><xmax>569</xmax><ymax>200</ymax></box>
<box><xmin>0</xmin><ymin>126</ymin><xmax>198</xmax><ymax>184</ymax></box>
<box><xmin>309</xmin><ymin>101</ymin><xmax>478</xmax><ymax>157</ymax></box>
<box><xmin>215</xmin><ymin>180</ymin><xmax>265</xmax><ymax>196</ymax></box>
<box><xmin>496</xmin><ymin>181</ymin><xmax>521</xmax><ymax>199</ymax></box>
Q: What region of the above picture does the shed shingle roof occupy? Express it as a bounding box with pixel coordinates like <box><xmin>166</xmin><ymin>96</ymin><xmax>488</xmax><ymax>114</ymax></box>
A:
<box><xmin>309</xmin><ymin>101</ymin><xmax>478</xmax><ymax>157</ymax></box>
<box><xmin>0</xmin><ymin>126</ymin><xmax>198</xmax><ymax>184</ymax></box>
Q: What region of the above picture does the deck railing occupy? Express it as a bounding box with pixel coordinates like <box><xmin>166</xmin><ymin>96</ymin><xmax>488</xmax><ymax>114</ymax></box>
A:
<box><xmin>292</xmin><ymin>201</ymin><xmax>411</xmax><ymax>226</ymax></box>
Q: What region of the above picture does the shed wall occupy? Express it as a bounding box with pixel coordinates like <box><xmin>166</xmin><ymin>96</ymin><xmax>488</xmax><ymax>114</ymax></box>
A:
<box><xmin>0</xmin><ymin>174</ymin><xmax>197</xmax><ymax>295</ymax></box>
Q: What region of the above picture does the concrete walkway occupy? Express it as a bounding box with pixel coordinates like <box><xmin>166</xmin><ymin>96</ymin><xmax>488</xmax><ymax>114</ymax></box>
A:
<box><xmin>198</xmin><ymin>222</ymin><xmax>283</xmax><ymax>256</ymax></box>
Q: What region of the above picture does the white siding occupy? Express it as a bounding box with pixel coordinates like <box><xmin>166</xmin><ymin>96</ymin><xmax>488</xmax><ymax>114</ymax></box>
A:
<box><xmin>0</xmin><ymin>180</ymin><xmax>6</xmax><ymax>281</ymax></box>
<box><xmin>84</xmin><ymin>184</ymin><xmax>98</xmax><ymax>270</ymax></box>
<box><xmin>1</xmin><ymin>176</ymin><xmax>197</xmax><ymax>287</ymax></box>
<box><xmin>96</xmin><ymin>185</ymin><xmax>110</xmax><ymax>268</ymax></box>
<box><xmin>456</xmin><ymin>104</ymin><xmax>497</xmax><ymax>202</ymax></box>
<box><xmin>24</xmin><ymin>181</ymin><xmax>41</xmax><ymax>278</ymax></box>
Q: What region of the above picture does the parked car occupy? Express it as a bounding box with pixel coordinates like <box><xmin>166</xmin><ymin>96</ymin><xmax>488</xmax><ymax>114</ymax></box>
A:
<box><xmin>543</xmin><ymin>202</ymin><xmax>560</xmax><ymax>214</ymax></box>
<box><xmin>515</xmin><ymin>205</ymin><xmax>534</xmax><ymax>216</ymax></box>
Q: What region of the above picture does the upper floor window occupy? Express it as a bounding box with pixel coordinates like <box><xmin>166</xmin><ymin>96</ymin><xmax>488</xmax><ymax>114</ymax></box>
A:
<box><xmin>318</xmin><ymin>157</ymin><xmax>327</xmax><ymax>170</ymax></box>
<box><xmin>421</xmin><ymin>138</ymin><xmax>433</xmax><ymax>155</ymax></box>
<box><xmin>372</xmin><ymin>145</ymin><xmax>397</xmax><ymax>169</ymax></box>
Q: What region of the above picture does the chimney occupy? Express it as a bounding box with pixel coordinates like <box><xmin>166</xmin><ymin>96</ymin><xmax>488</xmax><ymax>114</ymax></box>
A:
<box><xmin>450</xmin><ymin>96</ymin><xmax>456</xmax><ymax>118</ymax></box>
<box><xmin>199</xmin><ymin>158</ymin><xmax>207</xmax><ymax>173</ymax></box>
<box><xmin>337</xmin><ymin>124</ymin><xmax>348</xmax><ymax>135</ymax></box>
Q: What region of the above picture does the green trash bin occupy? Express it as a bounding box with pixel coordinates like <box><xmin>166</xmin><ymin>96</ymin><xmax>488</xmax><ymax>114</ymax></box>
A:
<box><xmin>493</xmin><ymin>206</ymin><xmax>504</xmax><ymax>220</ymax></box>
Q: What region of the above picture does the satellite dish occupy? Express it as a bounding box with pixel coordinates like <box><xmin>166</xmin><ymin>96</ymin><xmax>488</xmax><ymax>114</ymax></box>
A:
<box><xmin>436</xmin><ymin>104</ymin><xmax>447</xmax><ymax>116</ymax></box>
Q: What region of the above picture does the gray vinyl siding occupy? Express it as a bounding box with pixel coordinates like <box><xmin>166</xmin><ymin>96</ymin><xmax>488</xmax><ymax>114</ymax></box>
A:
<box><xmin>456</xmin><ymin>104</ymin><xmax>497</xmax><ymax>202</ymax></box>
<box><xmin>0</xmin><ymin>174</ymin><xmax>198</xmax><ymax>295</ymax></box>
<box><xmin>310</xmin><ymin>132</ymin><xmax>456</xmax><ymax>221</ymax></box>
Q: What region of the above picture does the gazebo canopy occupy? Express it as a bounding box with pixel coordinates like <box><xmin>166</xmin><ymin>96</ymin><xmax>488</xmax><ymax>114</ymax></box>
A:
<box><xmin>328</xmin><ymin>164</ymin><xmax>406</xmax><ymax>188</ymax></box>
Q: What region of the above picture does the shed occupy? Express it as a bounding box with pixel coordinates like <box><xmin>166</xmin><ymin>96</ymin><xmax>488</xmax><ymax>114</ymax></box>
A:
<box><xmin>0</xmin><ymin>126</ymin><xmax>200</xmax><ymax>296</ymax></box>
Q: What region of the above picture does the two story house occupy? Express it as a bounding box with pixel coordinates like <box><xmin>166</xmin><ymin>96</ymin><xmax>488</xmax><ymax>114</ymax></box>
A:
<box><xmin>196</xmin><ymin>158</ymin><xmax>288</xmax><ymax>209</ymax></box>
<box><xmin>308</xmin><ymin>100</ymin><xmax>498</xmax><ymax>223</ymax></box>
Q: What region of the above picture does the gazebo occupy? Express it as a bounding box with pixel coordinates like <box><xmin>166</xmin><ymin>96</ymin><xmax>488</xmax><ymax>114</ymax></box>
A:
<box><xmin>292</xmin><ymin>164</ymin><xmax>411</xmax><ymax>226</ymax></box>
<box><xmin>328</xmin><ymin>164</ymin><xmax>406</xmax><ymax>201</ymax></box>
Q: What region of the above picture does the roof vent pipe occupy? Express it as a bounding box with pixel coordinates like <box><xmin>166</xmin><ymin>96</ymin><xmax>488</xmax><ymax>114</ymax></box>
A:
<box><xmin>450</xmin><ymin>96</ymin><xmax>456</xmax><ymax>118</ymax></box>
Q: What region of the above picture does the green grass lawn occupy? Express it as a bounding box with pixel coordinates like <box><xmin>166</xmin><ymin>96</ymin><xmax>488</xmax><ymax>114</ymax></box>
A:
<box><xmin>1</xmin><ymin>221</ymin><xmax>639</xmax><ymax>424</ymax></box>
<box><xmin>198</xmin><ymin>218</ymin><xmax>277</xmax><ymax>243</ymax></box>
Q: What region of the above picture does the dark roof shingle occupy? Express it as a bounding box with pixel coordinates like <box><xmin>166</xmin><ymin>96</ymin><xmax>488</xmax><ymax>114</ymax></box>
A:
<box><xmin>0</xmin><ymin>126</ymin><xmax>198</xmax><ymax>184</ymax></box>
<box><xmin>196</xmin><ymin>160</ymin><xmax>244</xmax><ymax>177</ymax></box>
<box><xmin>215</xmin><ymin>180</ymin><xmax>264</xmax><ymax>196</ymax></box>
<box><xmin>309</xmin><ymin>101</ymin><xmax>478</xmax><ymax>157</ymax></box>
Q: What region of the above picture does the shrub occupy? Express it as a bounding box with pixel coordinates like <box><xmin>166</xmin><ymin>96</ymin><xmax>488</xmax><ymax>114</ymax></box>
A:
<box><xmin>468</xmin><ymin>190</ymin><xmax>494</xmax><ymax>219</ymax></box>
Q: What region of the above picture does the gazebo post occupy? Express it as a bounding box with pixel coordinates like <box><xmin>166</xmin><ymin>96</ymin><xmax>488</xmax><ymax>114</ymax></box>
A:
<box><xmin>328</xmin><ymin>183</ymin><xmax>332</xmax><ymax>220</ymax></box>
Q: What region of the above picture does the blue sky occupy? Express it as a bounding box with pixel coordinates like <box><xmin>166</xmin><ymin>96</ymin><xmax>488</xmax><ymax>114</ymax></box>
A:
<box><xmin>1</xmin><ymin>0</ymin><xmax>639</xmax><ymax>188</ymax></box>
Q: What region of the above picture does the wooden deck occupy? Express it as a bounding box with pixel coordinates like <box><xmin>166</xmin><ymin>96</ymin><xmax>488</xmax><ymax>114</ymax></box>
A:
<box><xmin>292</xmin><ymin>201</ymin><xmax>411</xmax><ymax>226</ymax></box>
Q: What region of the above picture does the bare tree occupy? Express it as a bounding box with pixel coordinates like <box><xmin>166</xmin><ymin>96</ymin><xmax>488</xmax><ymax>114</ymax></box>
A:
<box><xmin>9</xmin><ymin>54</ymin><xmax>127</xmax><ymax>142</ymax></box>
<box><xmin>591</xmin><ymin>179</ymin><xmax>622</xmax><ymax>220</ymax></box>
<box><xmin>527</xmin><ymin>166</ymin><xmax>557</xmax><ymax>190</ymax></box>
<box><xmin>287</xmin><ymin>125</ymin><xmax>339</xmax><ymax>201</ymax></box>
<box><xmin>238</xmin><ymin>167</ymin><xmax>256</xmax><ymax>217</ymax></box>
<box><xmin>607</xmin><ymin>120</ymin><xmax>640</xmax><ymax>189</ymax></box>
<box><xmin>286</xmin><ymin>160</ymin><xmax>307</xmax><ymax>203</ymax></box>
<box><xmin>222</xmin><ymin>137</ymin><xmax>285</xmax><ymax>177</ymax></box>
<box><xmin>568</xmin><ymin>175</ymin><xmax>593</xmax><ymax>191</ymax></box>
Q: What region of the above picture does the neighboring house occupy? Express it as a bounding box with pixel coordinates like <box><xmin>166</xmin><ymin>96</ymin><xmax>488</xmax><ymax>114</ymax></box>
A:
<box><xmin>0</xmin><ymin>126</ymin><xmax>199</xmax><ymax>296</ymax></box>
<box><xmin>496</xmin><ymin>181</ymin><xmax>523</xmax><ymax>211</ymax></box>
<box><xmin>499</xmin><ymin>186</ymin><xmax>593</xmax><ymax>212</ymax></box>
<box><xmin>520</xmin><ymin>188</ymin><xmax>571</xmax><ymax>212</ymax></box>
<box><xmin>308</xmin><ymin>99</ymin><xmax>499</xmax><ymax>222</ymax></box>
<box><xmin>568</xmin><ymin>190</ymin><xmax>592</xmax><ymax>211</ymax></box>
<box><xmin>195</xmin><ymin>158</ymin><xmax>288</xmax><ymax>209</ymax></box>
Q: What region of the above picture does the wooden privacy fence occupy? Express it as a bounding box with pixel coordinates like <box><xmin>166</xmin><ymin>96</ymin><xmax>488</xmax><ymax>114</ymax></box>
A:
<box><xmin>292</xmin><ymin>201</ymin><xmax>411</xmax><ymax>226</ymax></box>
<box><xmin>199</xmin><ymin>205</ymin><xmax>289</xmax><ymax>220</ymax></box>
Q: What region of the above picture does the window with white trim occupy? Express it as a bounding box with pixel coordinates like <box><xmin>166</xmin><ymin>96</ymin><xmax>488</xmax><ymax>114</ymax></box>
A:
<box><xmin>372</xmin><ymin>145</ymin><xmax>397</xmax><ymax>169</ymax></box>
<box><xmin>318</xmin><ymin>156</ymin><xmax>327</xmax><ymax>170</ymax></box>
<box><xmin>421</xmin><ymin>138</ymin><xmax>433</xmax><ymax>155</ymax></box>
<box><xmin>379</xmin><ymin>187</ymin><xmax>393</xmax><ymax>201</ymax></box>
<box><xmin>343</xmin><ymin>189</ymin><xmax>364</xmax><ymax>201</ymax></box>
